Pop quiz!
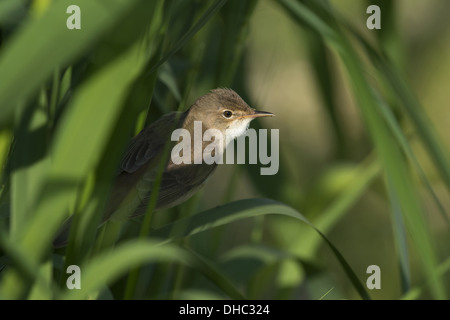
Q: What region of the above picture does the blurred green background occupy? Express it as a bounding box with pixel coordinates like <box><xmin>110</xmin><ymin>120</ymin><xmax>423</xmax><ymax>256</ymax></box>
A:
<box><xmin>0</xmin><ymin>0</ymin><xmax>449</xmax><ymax>300</ymax></box>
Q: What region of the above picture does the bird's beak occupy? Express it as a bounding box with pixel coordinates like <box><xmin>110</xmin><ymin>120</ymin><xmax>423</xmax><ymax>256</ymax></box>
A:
<box><xmin>240</xmin><ymin>110</ymin><xmax>275</xmax><ymax>119</ymax></box>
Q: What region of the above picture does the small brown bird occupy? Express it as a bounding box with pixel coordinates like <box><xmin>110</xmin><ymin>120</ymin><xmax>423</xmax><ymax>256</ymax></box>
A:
<box><xmin>53</xmin><ymin>88</ymin><xmax>273</xmax><ymax>246</ymax></box>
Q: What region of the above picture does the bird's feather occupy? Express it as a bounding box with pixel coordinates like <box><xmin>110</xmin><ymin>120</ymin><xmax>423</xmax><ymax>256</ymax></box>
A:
<box><xmin>104</xmin><ymin>111</ymin><xmax>217</xmax><ymax>221</ymax></box>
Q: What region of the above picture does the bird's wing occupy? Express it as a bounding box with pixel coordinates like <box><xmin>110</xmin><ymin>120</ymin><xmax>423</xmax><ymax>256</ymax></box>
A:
<box><xmin>119</xmin><ymin>112</ymin><xmax>185</xmax><ymax>174</ymax></box>
<box><xmin>139</xmin><ymin>162</ymin><xmax>217</xmax><ymax>210</ymax></box>
<box><xmin>103</xmin><ymin>111</ymin><xmax>187</xmax><ymax>221</ymax></box>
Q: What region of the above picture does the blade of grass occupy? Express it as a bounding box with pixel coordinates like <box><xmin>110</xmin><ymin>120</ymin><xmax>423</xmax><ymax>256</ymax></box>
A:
<box><xmin>60</xmin><ymin>240</ymin><xmax>245</xmax><ymax>300</ymax></box>
<box><xmin>0</xmin><ymin>0</ymin><xmax>147</xmax><ymax>127</ymax></box>
<box><xmin>123</xmin><ymin>0</ymin><xmax>229</xmax><ymax>299</ymax></box>
<box><xmin>271</xmin><ymin>152</ymin><xmax>380</xmax><ymax>263</ymax></box>
<box><xmin>150</xmin><ymin>198</ymin><xmax>371</xmax><ymax>300</ymax></box>
<box><xmin>401</xmin><ymin>256</ymin><xmax>450</xmax><ymax>300</ymax></box>
<box><xmin>277</xmin><ymin>0</ymin><xmax>446</xmax><ymax>299</ymax></box>
<box><xmin>4</xmin><ymin>18</ymin><xmax>152</xmax><ymax>298</ymax></box>
<box><xmin>0</xmin><ymin>0</ymin><xmax>26</xmax><ymax>24</ymax></box>
<box><xmin>214</xmin><ymin>0</ymin><xmax>258</xmax><ymax>86</ymax></box>
<box><xmin>307</xmin><ymin>35</ymin><xmax>347</xmax><ymax>158</ymax></box>
<box><xmin>63</xmin><ymin>0</ymin><xmax>167</xmax><ymax>290</ymax></box>
<box><xmin>145</xmin><ymin>0</ymin><xmax>228</xmax><ymax>76</ymax></box>
<box><xmin>219</xmin><ymin>243</ymin><xmax>304</xmax><ymax>296</ymax></box>
<box><xmin>322</xmin><ymin>4</ymin><xmax>450</xmax><ymax>224</ymax></box>
<box><xmin>0</xmin><ymin>226</ymin><xmax>59</xmax><ymax>299</ymax></box>
<box><xmin>386</xmin><ymin>178</ymin><xmax>411</xmax><ymax>293</ymax></box>
<box><xmin>374</xmin><ymin>91</ymin><xmax>449</xmax><ymax>224</ymax></box>
<box><xmin>10</xmin><ymin>104</ymin><xmax>49</xmax><ymax>237</ymax></box>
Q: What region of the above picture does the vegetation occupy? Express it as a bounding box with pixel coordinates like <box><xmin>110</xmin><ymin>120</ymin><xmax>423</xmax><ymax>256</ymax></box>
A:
<box><xmin>0</xmin><ymin>0</ymin><xmax>449</xmax><ymax>300</ymax></box>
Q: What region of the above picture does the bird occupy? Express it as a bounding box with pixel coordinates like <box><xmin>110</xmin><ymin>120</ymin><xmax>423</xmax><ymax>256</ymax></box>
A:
<box><xmin>53</xmin><ymin>88</ymin><xmax>274</xmax><ymax>247</ymax></box>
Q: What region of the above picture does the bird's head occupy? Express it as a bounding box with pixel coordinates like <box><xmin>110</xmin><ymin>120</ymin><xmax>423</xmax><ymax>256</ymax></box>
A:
<box><xmin>187</xmin><ymin>88</ymin><xmax>274</xmax><ymax>142</ymax></box>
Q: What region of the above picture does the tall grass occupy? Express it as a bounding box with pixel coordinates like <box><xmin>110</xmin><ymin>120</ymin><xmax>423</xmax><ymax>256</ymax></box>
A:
<box><xmin>0</xmin><ymin>0</ymin><xmax>448</xmax><ymax>300</ymax></box>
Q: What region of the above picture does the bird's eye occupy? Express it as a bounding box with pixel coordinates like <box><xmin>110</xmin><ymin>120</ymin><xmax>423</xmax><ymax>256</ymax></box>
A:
<box><xmin>223</xmin><ymin>110</ymin><xmax>233</xmax><ymax>118</ymax></box>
